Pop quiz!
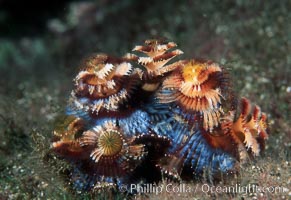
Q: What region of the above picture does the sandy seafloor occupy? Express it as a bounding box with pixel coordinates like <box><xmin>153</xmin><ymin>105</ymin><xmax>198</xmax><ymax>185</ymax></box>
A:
<box><xmin>0</xmin><ymin>1</ymin><xmax>290</xmax><ymax>199</ymax></box>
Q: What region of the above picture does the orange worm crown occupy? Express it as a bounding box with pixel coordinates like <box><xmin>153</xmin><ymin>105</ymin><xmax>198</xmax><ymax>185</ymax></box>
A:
<box><xmin>79</xmin><ymin>121</ymin><xmax>146</xmax><ymax>176</ymax></box>
<box><xmin>220</xmin><ymin>97</ymin><xmax>268</xmax><ymax>162</ymax></box>
<box><xmin>69</xmin><ymin>54</ymin><xmax>140</xmax><ymax>114</ymax></box>
<box><xmin>52</xmin><ymin>116</ymin><xmax>91</xmax><ymax>160</ymax></box>
<box><xmin>157</xmin><ymin>59</ymin><xmax>229</xmax><ymax>132</ymax></box>
<box><xmin>124</xmin><ymin>39</ymin><xmax>184</xmax><ymax>78</ymax></box>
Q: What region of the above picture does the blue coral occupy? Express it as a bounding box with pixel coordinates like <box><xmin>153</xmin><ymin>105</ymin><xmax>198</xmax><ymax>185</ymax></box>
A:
<box><xmin>181</xmin><ymin>130</ymin><xmax>236</xmax><ymax>175</ymax></box>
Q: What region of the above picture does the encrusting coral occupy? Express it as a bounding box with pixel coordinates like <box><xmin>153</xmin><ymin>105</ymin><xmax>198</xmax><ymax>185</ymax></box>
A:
<box><xmin>51</xmin><ymin>39</ymin><xmax>269</xmax><ymax>193</ymax></box>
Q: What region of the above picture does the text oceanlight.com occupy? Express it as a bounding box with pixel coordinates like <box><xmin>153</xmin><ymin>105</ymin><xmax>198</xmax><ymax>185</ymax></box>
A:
<box><xmin>119</xmin><ymin>183</ymin><xmax>289</xmax><ymax>195</ymax></box>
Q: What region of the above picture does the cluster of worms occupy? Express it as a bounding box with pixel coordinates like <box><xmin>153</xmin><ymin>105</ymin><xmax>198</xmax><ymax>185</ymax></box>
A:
<box><xmin>52</xmin><ymin>39</ymin><xmax>268</xmax><ymax>193</ymax></box>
